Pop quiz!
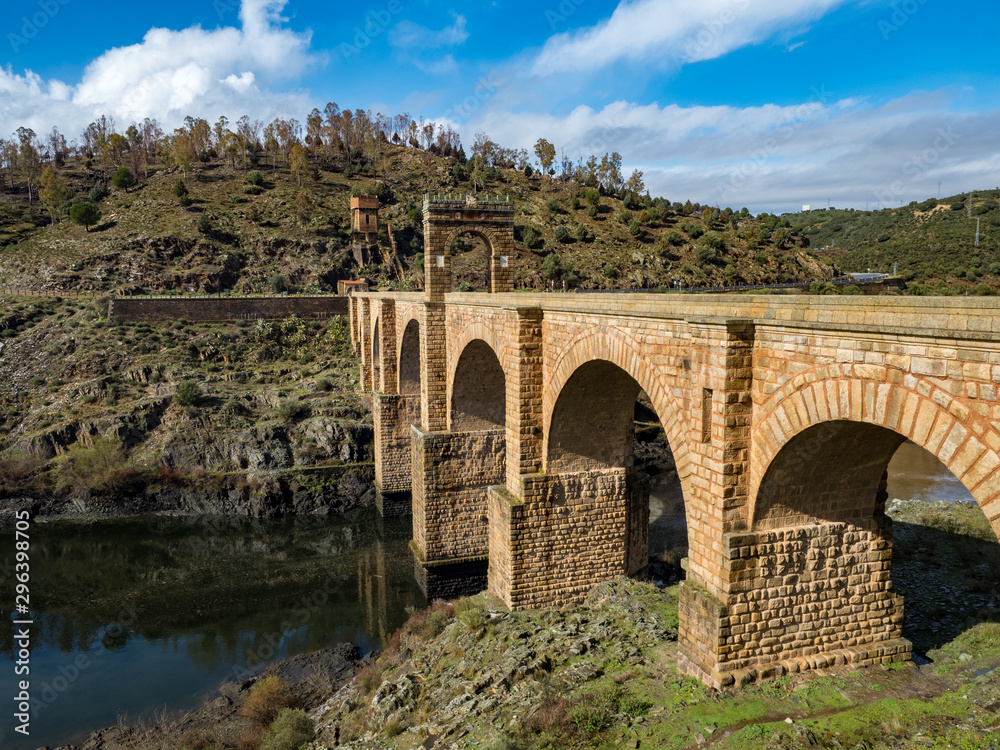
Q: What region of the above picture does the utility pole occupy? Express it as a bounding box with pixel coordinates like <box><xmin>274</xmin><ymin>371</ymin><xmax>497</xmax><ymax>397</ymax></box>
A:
<box><xmin>976</xmin><ymin>217</ymin><xmax>981</xmax><ymax>247</ymax></box>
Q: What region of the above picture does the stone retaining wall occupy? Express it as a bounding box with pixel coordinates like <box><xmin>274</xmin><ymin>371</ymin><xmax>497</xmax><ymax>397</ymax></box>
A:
<box><xmin>108</xmin><ymin>295</ymin><xmax>349</xmax><ymax>323</ymax></box>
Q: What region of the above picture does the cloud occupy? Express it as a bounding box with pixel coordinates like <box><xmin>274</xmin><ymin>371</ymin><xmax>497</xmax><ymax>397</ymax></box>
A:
<box><xmin>389</xmin><ymin>15</ymin><xmax>469</xmax><ymax>51</ymax></box>
<box><xmin>0</xmin><ymin>0</ymin><xmax>315</xmax><ymax>139</ymax></box>
<box><xmin>455</xmin><ymin>89</ymin><xmax>1000</xmax><ymax>213</ymax></box>
<box><xmin>388</xmin><ymin>14</ymin><xmax>469</xmax><ymax>74</ymax></box>
<box><xmin>531</xmin><ymin>0</ymin><xmax>850</xmax><ymax>75</ymax></box>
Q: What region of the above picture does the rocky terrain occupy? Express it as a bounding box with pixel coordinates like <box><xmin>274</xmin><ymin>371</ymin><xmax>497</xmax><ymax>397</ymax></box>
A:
<box><xmin>0</xmin><ymin>294</ymin><xmax>374</xmax><ymax>524</ymax></box>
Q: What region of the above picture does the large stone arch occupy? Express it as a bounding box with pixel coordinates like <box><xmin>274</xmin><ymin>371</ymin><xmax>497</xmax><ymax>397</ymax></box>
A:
<box><xmin>449</xmin><ymin>335</ymin><xmax>506</xmax><ymax>432</ymax></box>
<box><xmin>750</xmin><ymin>364</ymin><xmax>1000</xmax><ymax>540</ymax></box>
<box><xmin>543</xmin><ymin>329</ymin><xmax>691</xmax><ymax>503</ymax></box>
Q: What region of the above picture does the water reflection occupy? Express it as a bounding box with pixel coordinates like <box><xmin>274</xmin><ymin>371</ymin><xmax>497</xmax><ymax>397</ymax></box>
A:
<box><xmin>0</xmin><ymin>508</ymin><xmax>425</xmax><ymax>749</ymax></box>
<box><xmin>887</xmin><ymin>440</ymin><xmax>975</xmax><ymax>504</ymax></box>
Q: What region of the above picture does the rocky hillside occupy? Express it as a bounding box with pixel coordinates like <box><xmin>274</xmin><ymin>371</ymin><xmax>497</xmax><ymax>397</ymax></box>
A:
<box><xmin>0</xmin><ymin>144</ymin><xmax>837</xmax><ymax>296</ymax></box>
<box><xmin>0</xmin><ymin>294</ymin><xmax>374</xmax><ymax>520</ymax></box>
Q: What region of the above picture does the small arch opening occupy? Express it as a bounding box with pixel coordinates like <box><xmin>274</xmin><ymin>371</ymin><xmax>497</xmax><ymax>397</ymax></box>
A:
<box><xmin>450</xmin><ymin>340</ymin><xmax>505</xmax><ymax>431</ymax></box>
<box><xmin>398</xmin><ymin>320</ymin><xmax>421</xmax><ymax>396</ymax></box>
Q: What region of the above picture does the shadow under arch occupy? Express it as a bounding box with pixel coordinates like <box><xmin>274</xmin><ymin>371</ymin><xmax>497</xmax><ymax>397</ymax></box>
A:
<box><xmin>398</xmin><ymin>318</ymin><xmax>420</xmax><ymax>396</ymax></box>
<box><xmin>450</xmin><ymin>338</ymin><xmax>506</xmax><ymax>432</ymax></box>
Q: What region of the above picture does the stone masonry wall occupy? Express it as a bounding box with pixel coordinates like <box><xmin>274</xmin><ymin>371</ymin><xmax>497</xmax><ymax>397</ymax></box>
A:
<box><xmin>488</xmin><ymin>469</ymin><xmax>630</xmax><ymax>609</ymax></box>
<box><xmin>412</xmin><ymin>427</ymin><xmax>505</xmax><ymax>564</ymax></box>
<box><xmin>680</xmin><ymin>518</ymin><xmax>910</xmax><ymax>687</ymax></box>
<box><xmin>109</xmin><ymin>295</ymin><xmax>348</xmax><ymax>323</ymax></box>
<box><xmin>373</xmin><ymin>393</ymin><xmax>421</xmax><ymax>494</ymax></box>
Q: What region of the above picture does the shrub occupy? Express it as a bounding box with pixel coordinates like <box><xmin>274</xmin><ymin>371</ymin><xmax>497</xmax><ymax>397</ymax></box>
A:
<box><xmin>197</xmin><ymin>213</ymin><xmax>212</xmax><ymax>234</ymax></box>
<box><xmin>277</xmin><ymin>398</ymin><xmax>310</xmax><ymax>421</ymax></box>
<box><xmin>541</xmin><ymin>252</ymin><xmax>562</xmax><ymax>280</ymax></box>
<box><xmin>694</xmin><ymin>245</ymin><xmax>717</xmax><ymax>264</ymax></box>
<box><xmin>260</xmin><ymin>709</ymin><xmax>314</xmax><ymax>750</ymax></box>
<box><xmin>455</xmin><ymin>596</ymin><xmax>487</xmax><ymax>632</ymax></box>
<box><xmin>240</xmin><ymin>676</ymin><xmax>295</xmax><ymax>727</ymax></box>
<box><xmin>174</xmin><ymin>179</ymin><xmax>189</xmax><ymax>197</ymax></box>
<box><xmin>976</xmin><ymin>283</ymin><xmax>996</xmax><ymax>296</ymax></box>
<box><xmin>246</xmin><ymin>170</ymin><xmax>265</xmax><ymax>187</ymax></box>
<box><xmin>950</xmin><ymin>201</ymin><xmax>966</xmax><ymax>211</ymax></box>
<box><xmin>554</xmin><ymin>225</ymin><xmax>571</xmax><ymax>243</ymax></box>
<box><xmin>545</xmin><ymin>197</ymin><xmax>564</xmax><ymax>215</ymax></box>
<box><xmin>700</xmin><ymin>231</ymin><xmax>725</xmax><ymax>250</ymax></box>
<box><xmin>88</xmin><ymin>183</ymin><xmax>108</xmax><ymax>202</ymax></box>
<box><xmin>680</xmin><ymin>221</ymin><xmax>704</xmax><ymax>239</ymax></box>
<box><xmin>179</xmin><ymin>194</ymin><xmax>193</xmax><ymax>207</ymax></box>
<box><xmin>663</xmin><ymin>230</ymin><xmax>684</xmax><ymax>247</ymax></box>
<box><xmin>53</xmin><ymin>437</ymin><xmax>150</xmax><ymax>497</ymax></box>
<box><xmin>111</xmin><ymin>167</ymin><xmax>135</xmax><ymax>191</ymax></box>
<box><xmin>521</xmin><ymin>227</ymin><xmax>543</xmax><ymax>250</ymax></box>
<box><xmin>243</xmin><ymin>185</ymin><xmax>263</xmax><ymax>195</ymax></box>
<box><xmin>628</xmin><ymin>219</ymin><xmax>642</xmax><ymax>237</ymax></box>
<box><xmin>174</xmin><ymin>381</ymin><xmax>202</xmax><ymax>407</ymax></box>
<box><xmin>269</xmin><ymin>274</ymin><xmax>288</xmax><ymax>294</ymax></box>
<box><xmin>842</xmin><ymin>284</ymin><xmax>863</xmax><ymax>295</ymax></box>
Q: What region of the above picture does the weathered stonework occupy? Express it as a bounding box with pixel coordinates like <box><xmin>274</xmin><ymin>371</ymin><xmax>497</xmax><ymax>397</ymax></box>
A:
<box><xmin>411</xmin><ymin>427</ymin><xmax>505</xmax><ymax>565</ymax></box>
<box><xmin>356</xmin><ymin>278</ymin><xmax>1000</xmax><ymax>688</ymax></box>
<box><xmin>423</xmin><ymin>194</ymin><xmax>515</xmax><ymax>296</ymax></box>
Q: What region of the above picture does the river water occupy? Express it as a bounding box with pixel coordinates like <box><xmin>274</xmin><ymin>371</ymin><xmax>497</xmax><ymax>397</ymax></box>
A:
<box><xmin>0</xmin><ymin>509</ymin><xmax>425</xmax><ymax>750</ymax></box>
<box><xmin>0</xmin><ymin>441</ymin><xmax>978</xmax><ymax>749</ymax></box>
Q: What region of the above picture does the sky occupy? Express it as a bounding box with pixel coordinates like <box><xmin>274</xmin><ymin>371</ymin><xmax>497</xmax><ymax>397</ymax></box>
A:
<box><xmin>1</xmin><ymin>0</ymin><xmax>998</xmax><ymax>214</ymax></box>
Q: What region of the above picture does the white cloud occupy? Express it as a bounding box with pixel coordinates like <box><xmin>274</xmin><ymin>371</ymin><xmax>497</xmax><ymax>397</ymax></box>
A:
<box><xmin>532</xmin><ymin>0</ymin><xmax>850</xmax><ymax>74</ymax></box>
<box><xmin>388</xmin><ymin>14</ymin><xmax>469</xmax><ymax>74</ymax></box>
<box><xmin>0</xmin><ymin>0</ymin><xmax>315</xmax><ymax>139</ymax></box>
<box><xmin>389</xmin><ymin>15</ymin><xmax>469</xmax><ymax>51</ymax></box>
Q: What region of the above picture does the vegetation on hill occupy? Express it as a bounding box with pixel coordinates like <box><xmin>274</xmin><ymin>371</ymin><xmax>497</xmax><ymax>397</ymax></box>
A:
<box><xmin>1</xmin><ymin>110</ymin><xmax>838</xmax><ymax>295</ymax></box>
<box><xmin>785</xmin><ymin>190</ymin><xmax>1000</xmax><ymax>295</ymax></box>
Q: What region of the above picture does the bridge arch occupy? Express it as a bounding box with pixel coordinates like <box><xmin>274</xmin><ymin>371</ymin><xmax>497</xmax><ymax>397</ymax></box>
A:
<box><xmin>398</xmin><ymin>319</ymin><xmax>421</xmax><ymax>396</ymax></box>
<box><xmin>543</xmin><ymin>329</ymin><xmax>691</xmax><ymax>498</ymax></box>
<box><xmin>750</xmin><ymin>364</ymin><xmax>1000</xmax><ymax>541</ymax></box>
<box><xmin>449</xmin><ymin>337</ymin><xmax>506</xmax><ymax>432</ymax></box>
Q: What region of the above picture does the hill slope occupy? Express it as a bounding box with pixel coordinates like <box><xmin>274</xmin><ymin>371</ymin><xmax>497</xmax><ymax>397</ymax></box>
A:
<box><xmin>0</xmin><ymin>145</ymin><xmax>837</xmax><ymax>294</ymax></box>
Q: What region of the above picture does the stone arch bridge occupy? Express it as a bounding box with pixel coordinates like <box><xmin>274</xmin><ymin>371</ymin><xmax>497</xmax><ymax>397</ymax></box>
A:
<box><xmin>349</xmin><ymin>195</ymin><xmax>1000</xmax><ymax>688</ymax></box>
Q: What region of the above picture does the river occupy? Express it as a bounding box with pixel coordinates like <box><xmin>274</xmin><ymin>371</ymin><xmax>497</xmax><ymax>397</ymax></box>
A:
<box><xmin>0</xmin><ymin>441</ymin><xmax>979</xmax><ymax>749</ymax></box>
<box><xmin>0</xmin><ymin>509</ymin><xmax>424</xmax><ymax>750</ymax></box>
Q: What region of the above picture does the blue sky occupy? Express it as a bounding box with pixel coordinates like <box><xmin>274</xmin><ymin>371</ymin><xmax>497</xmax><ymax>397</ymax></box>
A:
<box><xmin>1</xmin><ymin>0</ymin><xmax>998</xmax><ymax>213</ymax></box>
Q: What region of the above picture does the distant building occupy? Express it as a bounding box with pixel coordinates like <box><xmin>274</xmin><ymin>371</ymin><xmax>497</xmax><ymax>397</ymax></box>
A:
<box><xmin>351</xmin><ymin>196</ymin><xmax>379</xmax><ymax>237</ymax></box>
<box><xmin>338</xmin><ymin>280</ymin><xmax>369</xmax><ymax>295</ymax></box>
<box><xmin>848</xmin><ymin>272</ymin><xmax>890</xmax><ymax>281</ymax></box>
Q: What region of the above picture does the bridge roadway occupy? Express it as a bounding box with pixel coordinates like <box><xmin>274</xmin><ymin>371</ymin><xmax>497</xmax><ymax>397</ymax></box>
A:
<box><xmin>349</xmin><ymin>288</ymin><xmax>1000</xmax><ymax>688</ymax></box>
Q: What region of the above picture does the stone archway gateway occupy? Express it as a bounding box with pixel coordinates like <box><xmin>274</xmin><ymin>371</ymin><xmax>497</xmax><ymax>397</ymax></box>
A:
<box><xmin>422</xmin><ymin>193</ymin><xmax>515</xmax><ymax>299</ymax></box>
<box><xmin>350</xmin><ymin>209</ymin><xmax>1000</xmax><ymax>690</ymax></box>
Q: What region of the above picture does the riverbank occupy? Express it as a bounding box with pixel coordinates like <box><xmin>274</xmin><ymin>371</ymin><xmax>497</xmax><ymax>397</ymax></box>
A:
<box><xmin>0</xmin><ymin>462</ymin><xmax>377</xmax><ymax>527</ymax></box>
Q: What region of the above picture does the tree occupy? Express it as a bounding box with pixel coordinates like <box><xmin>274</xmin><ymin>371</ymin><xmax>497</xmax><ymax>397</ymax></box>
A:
<box><xmin>69</xmin><ymin>202</ymin><xmax>101</xmax><ymax>231</ymax></box>
<box><xmin>16</xmin><ymin>127</ymin><xmax>41</xmax><ymax>203</ymax></box>
<box><xmin>289</xmin><ymin>143</ymin><xmax>308</xmax><ymax>185</ymax></box>
<box><xmin>624</xmin><ymin>169</ymin><xmax>645</xmax><ymax>196</ymax></box>
<box><xmin>112</xmin><ymin>167</ymin><xmax>136</xmax><ymax>191</ymax></box>
<box><xmin>534</xmin><ymin>138</ymin><xmax>556</xmax><ymax>187</ymax></box>
<box><xmin>39</xmin><ymin>166</ymin><xmax>70</xmax><ymax>224</ymax></box>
